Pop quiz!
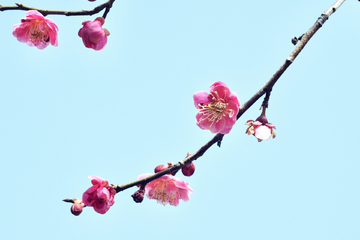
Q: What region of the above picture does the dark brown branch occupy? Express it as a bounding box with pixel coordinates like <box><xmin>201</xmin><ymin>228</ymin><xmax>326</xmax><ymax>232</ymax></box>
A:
<box><xmin>113</xmin><ymin>133</ymin><xmax>224</xmax><ymax>193</ymax></box>
<box><xmin>0</xmin><ymin>1</ymin><xmax>115</xmax><ymax>17</ymax></box>
<box><xmin>64</xmin><ymin>0</ymin><xmax>346</xmax><ymax>202</ymax></box>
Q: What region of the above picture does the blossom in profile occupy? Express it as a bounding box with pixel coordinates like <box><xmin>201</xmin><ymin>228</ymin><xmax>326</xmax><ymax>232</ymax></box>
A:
<box><xmin>82</xmin><ymin>175</ymin><xmax>116</xmax><ymax>214</ymax></box>
<box><xmin>78</xmin><ymin>17</ymin><xmax>110</xmax><ymax>51</ymax></box>
<box><xmin>245</xmin><ymin>112</ymin><xmax>276</xmax><ymax>142</ymax></box>
<box><xmin>12</xmin><ymin>10</ymin><xmax>59</xmax><ymax>49</ymax></box>
<box><xmin>137</xmin><ymin>173</ymin><xmax>193</xmax><ymax>206</ymax></box>
<box><xmin>193</xmin><ymin>81</ymin><xmax>240</xmax><ymax>134</ymax></box>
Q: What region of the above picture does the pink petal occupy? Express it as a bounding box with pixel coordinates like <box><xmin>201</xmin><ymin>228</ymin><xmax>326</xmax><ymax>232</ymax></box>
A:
<box><xmin>93</xmin><ymin>36</ymin><xmax>107</xmax><ymax>51</ymax></box>
<box><xmin>96</xmin><ymin>187</ymin><xmax>109</xmax><ymax>199</ymax></box>
<box><xmin>266</xmin><ymin>123</ymin><xmax>276</xmax><ymax>129</ymax></box>
<box><xmin>193</xmin><ymin>91</ymin><xmax>210</xmax><ymax>109</ymax></box>
<box><xmin>228</xmin><ymin>91</ymin><xmax>240</xmax><ymax>107</ymax></box>
<box><xmin>226</xmin><ymin>100</ymin><xmax>240</xmax><ymax>119</ymax></box>
<box><xmin>26</xmin><ymin>10</ymin><xmax>45</xmax><ymax>20</ymax></box>
<box><xmin>211</xmin><ymin>84</ymin><xmax>230</xmax><ymax>100</ymax></box>
<box><xmin>137</xmin><ymin>173</ymin><xmax>152</xmax><ymax>180</ymax></box>
<box><xmin>209</xmin><ymin>117</ymin><xmax>226</xmax><ymax>133</ymax></box>
<box><xmin>252</xmin><ymin>121</ymin><xmax>262</xmax><ymax>126</ymax></box>
<box><xmin>209</xmin><ymin>81</ymin><xmax>228</xmax><ymax>92</ymax></box>
<box><xmin>220</xmin><ymin>126</ymin><xmax>233</xmax><ymax>134</ymax></box>
<box><xmin>93</xmin><ymin>201</ymin><xmax>108</xmax><ymax>214</ymax></box>
<box><xmin>196</xmin><ymin>113</ymin><xmax>212</xmax><ymax>130</ymax></box>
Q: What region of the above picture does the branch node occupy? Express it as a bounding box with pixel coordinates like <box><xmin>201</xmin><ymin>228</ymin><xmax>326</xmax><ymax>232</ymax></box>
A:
<box><xmin>317</xmin><ymin>13</ymin><xmax>328</xmax><ymax>27</ymax></box>
<box><xmin>291</xmin><ymin>37</ymin><xmax>298</xmax><ymax>45</ymax></box>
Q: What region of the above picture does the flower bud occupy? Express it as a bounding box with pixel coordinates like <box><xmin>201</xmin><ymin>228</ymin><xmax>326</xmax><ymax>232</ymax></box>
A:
<box><xmin>154</xmin><ymin>164</ymin><xmax>168</xmax><ymax>173</ymax></box>
<box><xmin>131</xmin><ymin>189</ymin><xmax>145</xmax><ymax>203</ymax></box>
<box><xmin>71</xmin><ymin>203</ymin><xmax>83</xmax><ymax>216</ymax></box>
<box><xmin>182</xmin><ymin>162</ymin><xmax>195</xmax><ymax>176</ymax></box>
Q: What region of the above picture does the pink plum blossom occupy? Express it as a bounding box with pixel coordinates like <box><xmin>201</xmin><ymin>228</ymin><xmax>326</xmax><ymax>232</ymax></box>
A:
<box><xmin>194</xmin><ymin>81</ymin><xmax>240</xmax><ymax>134</ymax></box>
<box><xmin>12</xmin><ymin>10</ymin><xmax>59</xmax><ymax>49</ymax></box>
<box><xmin>137</xmin><ymin>173</ymin><xmax>193</xmax><ymax>206</ymax></box>
<box><xmin>82</xmin><ymin>175</ymin><xmax>115</xmax><ymax>214</ymax></box>
<box><xmin>245</xmin><ymin>114</ymin><xmax>276</xmax><ymax>142</ymax></box>
<box><xmin>78</xmin><ymin>17</ymin><xmax>110</xmax><ymax>51</ymax></box>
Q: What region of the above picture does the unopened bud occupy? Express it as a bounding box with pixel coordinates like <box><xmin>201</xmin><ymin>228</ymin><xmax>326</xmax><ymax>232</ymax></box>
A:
<box><xmin>182</xmin><ymin>162</ymin><xmax>195</xmax><ymax>176</ymax></box>
<box><xmin>154</xmin><ymin>164</ymin><xmax>168</xmax><ymax>173</ymax></box>
<box><xmin>132</xmin><ymin>189</ymin><xmax>145</xmax><ymax>203</ymax></box>
<box><xmin>71</xmin><ymin>203</ymin><xmax>83</xmax><ymax>216</ymax></box>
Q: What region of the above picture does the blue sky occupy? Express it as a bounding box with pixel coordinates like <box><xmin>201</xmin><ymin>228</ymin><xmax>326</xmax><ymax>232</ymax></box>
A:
<box><xmin>1</xmin><ymin>1</ymin><xmax>359</xmax><ymax>239</ymax></box>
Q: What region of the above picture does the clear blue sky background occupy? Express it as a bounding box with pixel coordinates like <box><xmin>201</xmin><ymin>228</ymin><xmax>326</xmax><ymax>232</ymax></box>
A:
<box><xmin>1</xmin><ymin>1</ymin><xmax>359</xmax><ymax>239</ymax></box>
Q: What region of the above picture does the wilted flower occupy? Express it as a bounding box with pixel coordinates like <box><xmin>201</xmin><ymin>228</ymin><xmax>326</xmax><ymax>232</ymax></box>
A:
<box><xmin>138</xmin><ymin>173</ymin><xmax>193</xmax><ymax>206</ymax></box>
<box><xmin>193</xmin><ymin>81</ymin><xmax>240</xmax><ymax>134</ymax></box>
<box><xmin>78</xmin><ymin>17</ymin><xmax>110</xmax><ymax>51</ymax></box>
<box><xmin>12</xmin><ymin>10</ymin><xmax>58</xmax><ymax>49</ymax></box>
<box><xmin>245</xmin><ymin>111</ymin><xmax>276</xmax><ymax>142</ymax></box>
<box><xmin>82</xmin><ymin>175</ymin><xmax>116</xmax><ymax>214</ymax></box>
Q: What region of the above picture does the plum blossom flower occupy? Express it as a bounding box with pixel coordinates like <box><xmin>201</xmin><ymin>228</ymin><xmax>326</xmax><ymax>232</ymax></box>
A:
<box><xmin>137</xmin><ymin>173</ymin><xmax>193</xmax><ymax>206</ymax></box>
<box><xmin>82</xmin><ymin>175</ymin><xmax>115</xmax><ymax>214</ymax></box>
<box><xmin>78</xmin><ymin>17</ymin><xmax>110</xmax><ymax>51</ymax></box>
<box><xmin>245</xmin><ymin>110</ymin><xmax>276</xmax><ymax>142</ymax></box>
<box><xmin>12</xmin><ymin>10</ymin><xmax>59</xmax><ymax>49</ymax></box>
<box><xmin>194</xmin><ymin>81</ymin><xmax>240</xmax><ymax>134</ymax></box>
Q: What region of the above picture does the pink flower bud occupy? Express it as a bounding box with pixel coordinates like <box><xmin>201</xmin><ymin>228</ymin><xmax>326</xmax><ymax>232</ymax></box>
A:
<box><xmin>154</xmin><ymin>164</ymin><xmax>168</xmax><ymax>173</ymax></box>
<box><xmin>78</xmin><ymin>17</ymin><xmax>110</xmax><ymax>51</ymax></box>
<box><xmin>182</xmin><ymin>162</ymin><xmax>195</xmax><ymax>176</ymax></box>
<box><xmin>71</xmin><ymin>203</ymin><xmax>83</xmax><ymax>216</ymax></box>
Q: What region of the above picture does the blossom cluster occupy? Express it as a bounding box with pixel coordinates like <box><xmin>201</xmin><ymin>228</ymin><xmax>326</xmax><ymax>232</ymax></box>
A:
<box><xmin>18</xmin><ymin>5</ymin><xmax>280</xmax><ymax>214</ymax></box>
<box><xmin>12</xmin><ymin>10</ymin><xmax>110</xmax><ymax>51</ymax></box>
<box><xmin>69</xmin><ymin>80</ymin><xmax>277</xmax><ymax>215</ymax></box>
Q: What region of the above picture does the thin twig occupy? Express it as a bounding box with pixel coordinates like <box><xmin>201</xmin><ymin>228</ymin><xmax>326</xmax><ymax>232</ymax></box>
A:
<box><xmin>63</xmin><ymin>0</ymin><xmax>346</xmax><ymax>203</ymax></box>
<box><xmin>0</xmin><ymin>1</ymin><xmax>116</xmax><ymax>17</ymax></box>
<box><xmin>236</xmin><ymin>0</ymin><xmax>345</xmax><ymax>120</ymax></box>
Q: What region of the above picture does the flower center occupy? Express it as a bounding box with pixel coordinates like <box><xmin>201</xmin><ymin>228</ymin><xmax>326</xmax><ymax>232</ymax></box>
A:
<box><xmin>198</xmin><ymin>90</ymin><xmax>233</xmax><ymax>128</ymax></box>
<box><xmin>151</xmin><ymin>180</ymin><xmax>176</xmax><ymax>205</ymax></box>
<box><xmin>27</xmin><ymin>20</ymin><xmax>50</xmax><ymax>45</ymax></box>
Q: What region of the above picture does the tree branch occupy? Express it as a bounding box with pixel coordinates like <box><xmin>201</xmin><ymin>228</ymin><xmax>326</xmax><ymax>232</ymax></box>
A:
<box><xmin>0</xmin><ymin>1</ymin><xmax>116</xmax><ymax>17</ymax></box>
<box><xmin>237</xmin><ymin>0</ymin><xmax>345</xmax><ymax>120</ymax></box>
<box><xmin>63</xmin><ymin>0</ymin><xmax>346</xmax><ymax>204</ymax></box>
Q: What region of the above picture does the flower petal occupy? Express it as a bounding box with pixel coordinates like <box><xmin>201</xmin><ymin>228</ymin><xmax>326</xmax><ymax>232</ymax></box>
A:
<box><xmin>254</xmin><ymin>125</ymin><xmax>272</xmax><ymax>140</ymax></box>
<box><xmin>193</xmin><ymin>91</ymin><xmax>210</xmax><ymax>109</ymax></box>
